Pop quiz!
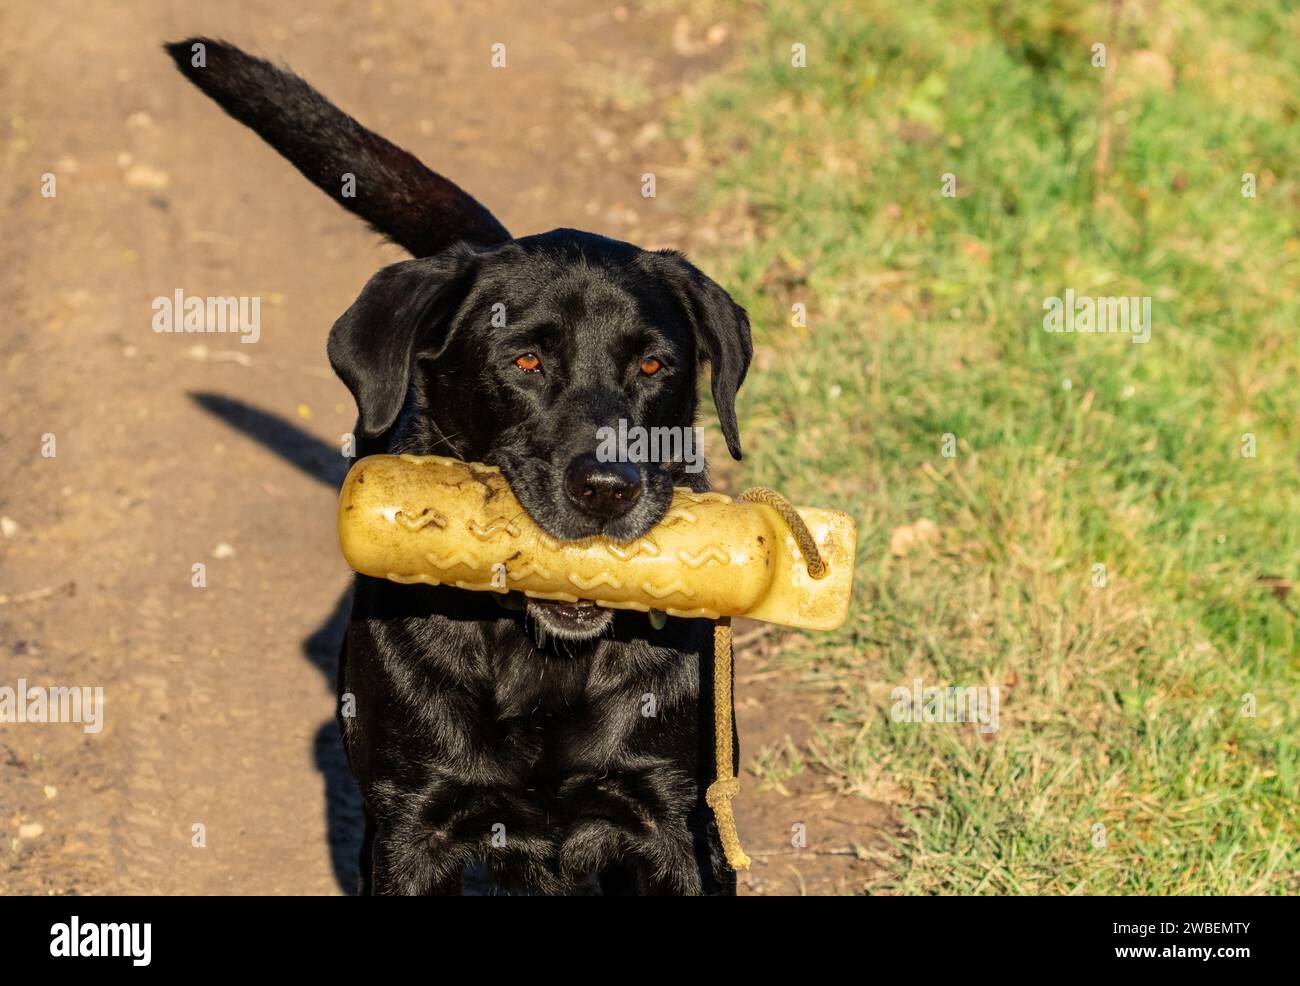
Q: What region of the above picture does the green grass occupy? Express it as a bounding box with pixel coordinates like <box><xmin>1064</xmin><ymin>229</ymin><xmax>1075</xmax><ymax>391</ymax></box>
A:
<box><xmin>674</xmin><ymin>0</ymin><xmax>1299</xmax><ymax>893</ymax></box>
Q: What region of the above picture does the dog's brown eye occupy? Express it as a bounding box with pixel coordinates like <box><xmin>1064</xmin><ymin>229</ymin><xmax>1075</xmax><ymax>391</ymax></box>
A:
<box><xmin>515</xmin><ymin>352</ymin><xmax>541</xmax><ymax>372</ymax></box>
<box><xmin>640</xmin><ymin>357</ymin><xmax>662</xmax><ymax>376</ymax></box>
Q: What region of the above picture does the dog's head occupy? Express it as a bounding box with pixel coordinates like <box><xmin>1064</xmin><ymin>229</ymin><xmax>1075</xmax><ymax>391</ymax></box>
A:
<box><xmin>329</xmin><ymin>230</ymin><xmax>751</xmax><ymax>636</ymax></box>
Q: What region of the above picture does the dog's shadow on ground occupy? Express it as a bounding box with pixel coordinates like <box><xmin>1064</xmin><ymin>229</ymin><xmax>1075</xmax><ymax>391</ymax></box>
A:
<box><xmin>191</xmin><ymin>392</ymin><xmax>364</xmax><ymax>894</ymax></box>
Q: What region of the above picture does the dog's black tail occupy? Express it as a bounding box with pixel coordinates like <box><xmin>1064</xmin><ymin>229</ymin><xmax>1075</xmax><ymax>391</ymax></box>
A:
<box><xmin>164</xmin><ymin>37</ymin><xmax>510</xmax><ymax>257</ymax></box>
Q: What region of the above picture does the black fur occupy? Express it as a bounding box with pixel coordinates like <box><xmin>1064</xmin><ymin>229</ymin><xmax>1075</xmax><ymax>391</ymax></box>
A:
<box><xmin>168</xmin><ymin>37</ymin><xmax>751</xmax><ymax>895</ymax></box>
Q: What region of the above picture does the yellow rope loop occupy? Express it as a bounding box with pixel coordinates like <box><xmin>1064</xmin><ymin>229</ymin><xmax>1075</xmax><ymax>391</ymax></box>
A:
<box><xmin>739</xmin><ymin>487</ymin><xmax>828</xmax><ymax>579</ymax></box>
<box><xmin>708</xmin><ymin>488</ymin><xmax>828</xmax><ymax>873</ymax></box>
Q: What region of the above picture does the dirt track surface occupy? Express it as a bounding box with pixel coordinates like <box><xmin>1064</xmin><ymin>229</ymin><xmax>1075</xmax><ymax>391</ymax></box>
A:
<box><xmin>1</xmin><ymin>0</ymin><xmax>891</xmax><ymax>895</ymax></box>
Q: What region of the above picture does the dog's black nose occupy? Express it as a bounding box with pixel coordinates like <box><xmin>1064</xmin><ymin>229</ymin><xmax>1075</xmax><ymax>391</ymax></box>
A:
<box><xmin>564</xmin><ymin>453</ymin><xmax>642</xmax><ymax>520</ymax></box>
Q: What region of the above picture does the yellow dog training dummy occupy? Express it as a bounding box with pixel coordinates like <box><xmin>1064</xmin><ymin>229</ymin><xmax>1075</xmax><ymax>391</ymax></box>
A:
<box><xmin>337</xmin><ymin>453</ymin><xmax>856</xmax><ymax>868</ymax></box>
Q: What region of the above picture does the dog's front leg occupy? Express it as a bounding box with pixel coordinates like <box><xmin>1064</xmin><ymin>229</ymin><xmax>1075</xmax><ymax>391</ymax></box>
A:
<box><xmin>576</xmin><ymin>813</ymin><xmax>732</xmax><ymax>896</ymax></box>
<box><xmin>621</xmin><ymin>828</ymin><xmax>734</xmax><ymax>896</ymax></box>
<box><xmin>625</xmin><ymin>810</ymin><xmax>735</xmax><ymax>896</ymax></box>
<box><xmin>368</xmin><ymin>817</ymin><xmax>468</xmax><ymax>896</ymax></box>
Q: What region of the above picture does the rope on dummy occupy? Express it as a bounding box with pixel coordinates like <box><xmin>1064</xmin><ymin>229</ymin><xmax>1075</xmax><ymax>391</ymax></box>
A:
<box><xmin>706</xmin><ymin>487</ymin><xmax>828</xmax><ymax>871</ymax></box>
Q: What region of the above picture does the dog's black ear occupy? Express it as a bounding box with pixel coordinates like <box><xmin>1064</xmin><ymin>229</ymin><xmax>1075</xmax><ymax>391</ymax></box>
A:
<box><xmin>327</xmin><ymin>246</ymin><xmax>479</xmax><ymax>437</ymax></box>
<box><xmin>648</xmin><ymin>251</ymin><xmax>753</xmax><ymax>460</ymax></box>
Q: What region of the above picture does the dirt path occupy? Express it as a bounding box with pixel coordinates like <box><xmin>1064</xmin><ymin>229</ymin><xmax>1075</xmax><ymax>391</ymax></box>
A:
<box><xmin>1</xmin><ymin>0</ymin><xmax>889</xmax><ymax>895</ymax></box>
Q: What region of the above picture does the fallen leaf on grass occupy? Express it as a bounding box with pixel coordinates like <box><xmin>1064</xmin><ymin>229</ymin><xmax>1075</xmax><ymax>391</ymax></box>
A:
<box><xmin>889</xmin><ymin>518</ymin><xmax>939</xmax><ymax>557</ymax></box>
<box><xmin>1257</xmin><ymin>576</ymin><xmax>1293</xmax><ymax>601</ymax></box>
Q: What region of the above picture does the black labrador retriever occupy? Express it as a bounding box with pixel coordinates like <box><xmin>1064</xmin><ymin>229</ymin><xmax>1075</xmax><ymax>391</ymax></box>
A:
<box><xmin>168</xmin><ymin>38</ymin><xmax>751</xmax><ymax>895</ymax></box>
